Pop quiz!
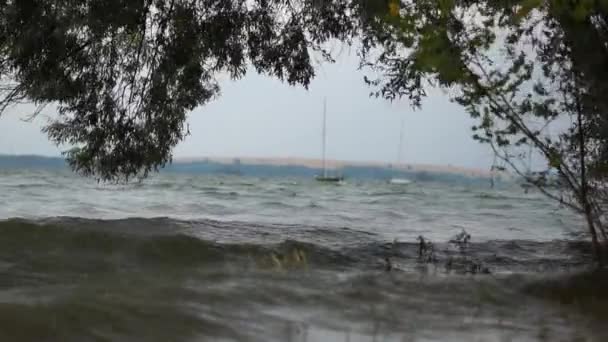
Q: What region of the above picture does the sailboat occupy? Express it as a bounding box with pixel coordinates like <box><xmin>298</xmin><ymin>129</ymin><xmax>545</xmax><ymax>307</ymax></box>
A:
<box><xmin>315</xmin><ymin>98</ymin><xmax>344</xmax><ymax>183</ymax></box>
<box><xmin>519</xmin><ymin>146</ymin><xmax>559</xmax><ymax>191</ymax></box>
<box><xmin>388</xmin><ymin>114</ymin><xmax>412</xmax><ymax>185</ymax></box>
<box><xmin>520</xmin><ymin>145</ymin><xmax>535</xmax><ymax>192</ymax></box>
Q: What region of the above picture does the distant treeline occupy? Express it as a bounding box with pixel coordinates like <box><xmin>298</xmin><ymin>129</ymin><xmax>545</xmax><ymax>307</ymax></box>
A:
<box><xmin>0</xmin><ymin>155</ymin><xmax>495</xmax><ymax>185</ymax></box>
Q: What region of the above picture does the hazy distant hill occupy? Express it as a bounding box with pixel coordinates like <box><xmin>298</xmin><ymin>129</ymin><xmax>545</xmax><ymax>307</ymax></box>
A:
<box><xmin>0</xmin><ymin>155</ymin><xmax>67</xmax><ymax>169</ymax></box>
<box><xmin>0</xmin><ymin>155</ymin><xmax>498</xmax><ymax>185</ymax></box>
<box><xmin>176</xmin><ymin>156</ymin><xmax>492</xmax><ymax>178</ymax></box>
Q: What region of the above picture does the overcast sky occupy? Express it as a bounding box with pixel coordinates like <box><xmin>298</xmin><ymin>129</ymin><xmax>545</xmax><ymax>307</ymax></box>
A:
<box><xmin>0</xmin><ymin>49</ymin><xmax>496</xmax><ymax>170</ymax></box>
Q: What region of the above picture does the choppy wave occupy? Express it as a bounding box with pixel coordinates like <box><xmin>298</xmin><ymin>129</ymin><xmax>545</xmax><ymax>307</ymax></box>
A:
<box><xmin>260</xmin><ymin>201</ymin><xmax>296</xmax><ymax>209</ymax></box>
<box><xmin>0</xmin><ymin>217</ymin><xmax>604</xmax><ymax>341</ymax></box>
<box><xmin>474</xmin><ymin>192</ymin><xmax>540</xmax><ymax>202</ymax></box>
<box><xmin>0</xmin><ymin>217</ymin><xmax>593</xmax><ymax>274</ymax></box>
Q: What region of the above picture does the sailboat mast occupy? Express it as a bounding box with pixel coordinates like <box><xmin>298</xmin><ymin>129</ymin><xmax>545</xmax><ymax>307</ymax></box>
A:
<box><xmin>397</xmin><ymin>115</ymin><xmax>405</xmax><ymax>167</ymax></box>
<box><xmin>322</xmin><ymin>98</ymin><xmax>328</xmax><ymax>178</ymax></box>
<box><xmin>527</xmin><ymin>145</ymin><xmax>532</xmax><ymax>174</ymax></box>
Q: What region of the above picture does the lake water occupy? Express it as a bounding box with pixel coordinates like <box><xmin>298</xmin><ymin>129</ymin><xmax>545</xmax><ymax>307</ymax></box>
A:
<box><xmin>0</xmin><ymin>169</ymin><xmax>605</xmax><ymax>341</ymax></box>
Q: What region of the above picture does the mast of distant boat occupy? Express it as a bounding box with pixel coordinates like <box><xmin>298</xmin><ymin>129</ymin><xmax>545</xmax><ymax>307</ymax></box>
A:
<box><xmin>322</xmin><ymin>97</ymin><xmax>328</xmax><ymax>178</ymax></box>
<box><xmin>389</xmin><ymin>114</ymin><xmax>411</xmax><ymax>185</ymax></box>
<box><xmin>397</xmin><ymin>114</ymin><xmax>405</xmax><ymax>167</ymax></box>
<box><xmin>525</xmin><ymin>145</ymin><xmax>533</xmax><ymax>183</ymax></box>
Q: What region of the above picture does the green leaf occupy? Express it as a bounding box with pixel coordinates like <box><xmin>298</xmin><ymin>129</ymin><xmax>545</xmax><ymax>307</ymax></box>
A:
<box><xmin>573</xmin><ymin>0</ymin><xmax>594</xmax><ymax>21</ymax></box>
<box><xmin>515</xmin><ymin>0</ymin><xmax>542</xmax><ymax>21</ymax></box>
<box><xmin>548</xmin><ymin>151</ymin><xmax>561</xmax><ymax>168</ymax></box>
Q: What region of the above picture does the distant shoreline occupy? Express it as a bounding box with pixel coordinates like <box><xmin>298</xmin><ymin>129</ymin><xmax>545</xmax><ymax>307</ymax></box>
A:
<box><xmin>174</xmin><ymin>156</ymin><xmax>492</xmax><ymax>178</ymax></box>
<box><xmin>0</xmin><ymin>154</ymin><xmax>499</xmax><ymax>180</ymax></box>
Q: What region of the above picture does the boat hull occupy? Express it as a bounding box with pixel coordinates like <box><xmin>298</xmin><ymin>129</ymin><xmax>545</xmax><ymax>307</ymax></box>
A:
<box><xmin>315</xmin><ymin>176</ymin><xmax>344</xmax><ymax>183</ymax></box>
<box><xmin>389</xmin><ymin>178</ymin><xmax>412</xmax><ymax>185</ymax></box>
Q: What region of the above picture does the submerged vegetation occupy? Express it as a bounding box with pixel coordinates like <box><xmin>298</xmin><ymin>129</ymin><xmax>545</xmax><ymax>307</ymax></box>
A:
<box><xmin>410</xmin><ymin>230</ymin><xmax>491</xmax><ymax>275</ymax></box>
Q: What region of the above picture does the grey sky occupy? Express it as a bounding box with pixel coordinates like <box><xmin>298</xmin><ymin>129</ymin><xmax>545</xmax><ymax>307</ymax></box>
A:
<box><xmin>0</xmin><ymin>50</ymin><xmax>495</xmax><ymax>170</ymax></box>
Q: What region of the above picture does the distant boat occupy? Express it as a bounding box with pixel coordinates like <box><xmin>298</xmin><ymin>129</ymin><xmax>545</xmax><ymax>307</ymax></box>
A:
<box><xmin>315</xmin><ymin>175</ymin><xmax>344</xmax><ymax>182</ymax></box>
<box><xmin>388</xmin><ymin>114</ymin><xmax>411</xmax><ymax>185</ymax></box>
<box><xmin>518</xmin><ymin>146</ymin><xmax>561</xmax><ymax>192</ymax></box>
<box><xmin>389</xmin><ymin>178</ymin><xmax>411</xmax><ymax>185</ymax></box>
<box><xmin>315</xmin><ymin>98</ymin><xmax>344</xmax><ymax>183</ymax></box>
<box><xmin>520</xmin><ymin>145</ymin><xmax>535</xmax><ymax>192</ymax></box>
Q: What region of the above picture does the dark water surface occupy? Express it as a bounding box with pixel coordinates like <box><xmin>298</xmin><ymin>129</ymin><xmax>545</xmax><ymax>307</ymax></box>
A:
<box><xmin>0</xmin><ymin>170</ymin><xmax>605</xmax><ymax>341</ymax></box>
